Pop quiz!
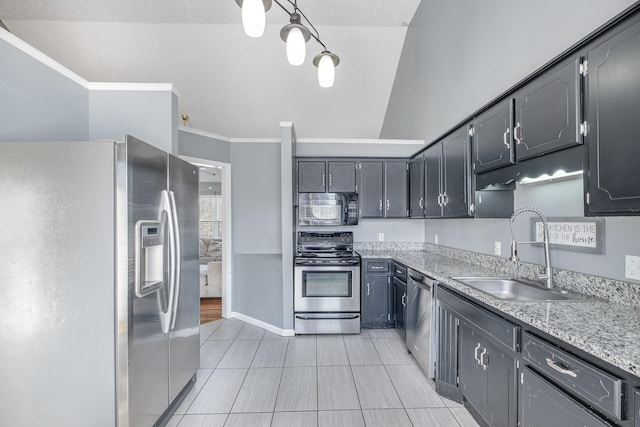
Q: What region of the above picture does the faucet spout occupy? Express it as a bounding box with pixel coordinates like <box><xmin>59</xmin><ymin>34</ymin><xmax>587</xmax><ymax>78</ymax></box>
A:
<box><xmin>509</xmin><ymin>207</ymin><xmax>553</xmax><ymax>288</ymax></box>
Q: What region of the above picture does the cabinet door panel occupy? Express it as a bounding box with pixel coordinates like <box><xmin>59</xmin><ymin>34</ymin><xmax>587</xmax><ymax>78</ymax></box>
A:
<box><xmin>385</xmin><ymin>161</ymin><xmax>408</xmax><ymax>218</ymax></box>
<box><xmin>472</xmin><ymin>100</ymin><xmax>514</xmax><ymax>173</ymax></box>
<box><xmin>393</xmin><ymin>278</ymin><xmax>406</xmax><ymax>340</ymax></box>
<box><xmin>437</xmin><ymin>302</ymin><xmax>459</xmax><ymax>387</ymax></box>
<box><xmin>521</xmin><ymin>367</ymin><xmax>612</xmax><ymax>427</ymax></box>
<box><xmin>586</xmin><ymin>18</ymin><xmax>640</xmax><ymax>214</ymax></box>
<box><xmin>458</xmin><ymin>325</ymin><xmax>483</xmax><ymax>414</ymax></box>
<box><xmin>409</xmin><ymin>158</ymin><xmax>425</xmax><ymax>218</ymax></box>
<box><xmin>359</xmin><ymin>162</ymin><xmax>384</xmax><ymax>218</ymax></box>
<box><xmin>483</xmin><ymin>337</ymin><xmax>517</xmax><ymax>427</ymax></box>
<box><xmin>442</xmin><ymin>127</ymin><xmax>471</xmax><ymax>218</ymax></box>
<box><xmin>514</xmin><ymin>58</ymin><xmax>581</xmax><ymax>161</ymax></box>
<box><xmin>424</xmin><ymin>144</ymin><xmax>442</xmax><ymax>218</ymax></box>
<box><xmin>328</xmin><ymin>161</ymin><xmax>356</xmax><ymax>192</ymax></box>
<box><xmin>362</xmin><ymin>275</ymin><xmax>389</xmax><ymax>325</ymax></box>
<box><xmin>298</xmin><ymin>161</ymin><xmax>326</xmax><ymax>192</ymax></box>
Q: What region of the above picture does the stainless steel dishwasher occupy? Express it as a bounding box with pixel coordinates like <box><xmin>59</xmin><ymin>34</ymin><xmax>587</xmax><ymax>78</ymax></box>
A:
<box><xmin>406</xmin><ymin>269</ymin><xmax>436</xmax><ymax>379</ymax></box>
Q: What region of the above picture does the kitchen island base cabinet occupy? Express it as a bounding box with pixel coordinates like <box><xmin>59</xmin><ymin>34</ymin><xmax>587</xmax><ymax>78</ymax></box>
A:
<box><xmin>458</xmin><ymin>322</ymin><xmax>517</xmax><ymax>427</ymax></box>
<box><xmin>521</xmin><ymin>366</ymin><xmax>612</xmax><ymax>427</ymax></box>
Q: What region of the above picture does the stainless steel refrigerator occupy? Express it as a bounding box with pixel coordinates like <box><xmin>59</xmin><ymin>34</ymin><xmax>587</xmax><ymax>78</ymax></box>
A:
<box><xmin>0</xmin><ymin>136</ymin><xmax>200</xmax><ymax>427</ymax></box>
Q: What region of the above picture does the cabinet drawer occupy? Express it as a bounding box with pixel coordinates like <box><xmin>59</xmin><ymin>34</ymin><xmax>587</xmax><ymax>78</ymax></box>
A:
<box><xmin>365</xmin><ymin>260</ymin><xmax>389</xmax><ymax>273</ymax></box>
<box><xmin>522</xmin><ymin>332</ymin><xmax>624</xmax><ymax>420</ymax></box>
<box><xmin>393</xmin><ymin>263</ymin><xmax>407</xmax><ymax>281</ymax></box>
<box><xmin>438</xmin><ymin>287</ymin><xmax>517</xmax><ymax>351</ymax></box>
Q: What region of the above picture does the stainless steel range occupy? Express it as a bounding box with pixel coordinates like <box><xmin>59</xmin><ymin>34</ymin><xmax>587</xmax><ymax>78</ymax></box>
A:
<box><xmin>294</xmin><ymin>231</ymin><xmax>361</xmax><ymax>334</ymax></box>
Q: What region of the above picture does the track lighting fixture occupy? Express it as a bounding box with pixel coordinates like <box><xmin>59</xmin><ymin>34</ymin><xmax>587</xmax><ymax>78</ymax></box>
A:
<box><xmin>235</xmin><ymin>0</ymin><xmax>341</xmax><ymax>87</ymax></box>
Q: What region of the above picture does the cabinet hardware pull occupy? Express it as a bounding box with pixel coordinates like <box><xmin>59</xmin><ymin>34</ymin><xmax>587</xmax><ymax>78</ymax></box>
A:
<box><xmin>503</xmin><ymin>128</ymin><xmax>511</xmax><ymax>149</ymax></box>
<box><xmin>545</xmin><ymin>358</ymin><xmax>577</xmax><ymax>378</ymax></box>
<box><xmin>379</xmin><ymin>199</ymin><xmax>383</xmax><ymax>211</ymax></box>
<box><xmin>480</xmin><ymin>348</ymin><xmax>488</xmax><ymax>369</ymax></box>
<box><xmin>322</xmin><ymin>174</ymin><xmax>325</xmax><ymax>186</ymax></box>
<box><xmin>401</xmin><ymin>294</ymin><xmax>406</xmax><ymax>306</ymax></box>
<box><xmin>367</xmin><ymin>283</ymin><xmax>370</xmax><ymax>296</ymax></box>
<box><xmin>329</xmin><ymin>174</ymin><xmax>332</xmax><ymax>187</ymax></box>
<box><xmin>474</xmin><ymin>343</ymin><xmax>482</xmax><ymax>364</ymax></box>
<box><xmin>442</xmin><ymin>193</ymin><xmax>448</xmax><ymax>206</ymax></box>
<box><xmin>386</xmin><ymin>200</ymin><xmax>390</xmax><ymax>211</ymax></box>
<box><xmin>419</xmin><ymin>198</ymin><xmax>424</xmax><ymax>209</ymax></box>
<box><xmin>514</xmin><ymin>122</ymin><xmax>522</xmax><ymax>144</ymax></box>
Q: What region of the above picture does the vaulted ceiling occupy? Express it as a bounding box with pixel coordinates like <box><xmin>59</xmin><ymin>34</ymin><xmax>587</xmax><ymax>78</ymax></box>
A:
<box><xmin>0</xmin><ymin>0</ymin><xmax>421</xmax><ymax>138</ymax></box>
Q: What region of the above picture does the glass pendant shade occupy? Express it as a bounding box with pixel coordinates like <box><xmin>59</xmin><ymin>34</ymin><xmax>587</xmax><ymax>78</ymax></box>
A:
<box><xmin>317</xmin><ymin>54</ymin><xmax>336</xmax><ymax>87</ymax></box>
<box><xmin>286</xmin><ymin>27</ymin><xmax>306</xmax><ymax>65</ymax></box>
<box><xmin>241</xmin><ymin>0</ymin><xmax>266</xmax><ymax>38</ymax></box>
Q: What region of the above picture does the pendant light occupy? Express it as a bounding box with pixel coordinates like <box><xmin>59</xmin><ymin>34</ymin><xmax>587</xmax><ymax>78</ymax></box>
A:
<box><xmin>280</xmin><ymin>13</ymin><xmax>311</xmax><ymax>66</ymax></box>
<box><xmin>313</xmin><ymin>51</ymin><xmax>340</xmax><ymax>88</ymax></box>
<box><xmin>236</xmin><ymin>0</ymin><xmax>272</xmax><ymax>38</ymax></box>
<box><xmin>235</xmin><ymin>0</ymin><xmax>340</xmax><ymax>87</ymax></box>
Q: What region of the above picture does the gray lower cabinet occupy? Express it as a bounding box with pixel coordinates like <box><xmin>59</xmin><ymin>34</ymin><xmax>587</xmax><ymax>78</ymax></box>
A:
<box><xmin>385</xmin><ymin>160</ymin><xmax>409</xmax><ymax>218</ymax></box>
<box><xmin>362</xmin><ymin>275</ymin><xmax>390</xmax><ymax>327</ymax></box>
<box><xmin>520</xmin><ymin>366</ymin><xmax>612</xmax><ymax>427</ymax></box>
<box><xmin>393</xmin><ymin>277</ymin><xmax>407</xmax><ymax>340</ymax></box>
<box><xmin>458</xmin><ymin>322</ymin><xmax>517</xmax><ymax>427</ymax></box>
<box><xmin>358</xmin><ymin>161</ymin><xmax>384</xmax><ymax>218</ymax></box>
<box><xmin>435</xmin><ymin>294</ymin><xmax>463</xmax><ymax>402</ymax></box>
<box><xmin>585</xmin><ymin>16</ymin><xmax>640</xmax><ymax>215</ymax></box>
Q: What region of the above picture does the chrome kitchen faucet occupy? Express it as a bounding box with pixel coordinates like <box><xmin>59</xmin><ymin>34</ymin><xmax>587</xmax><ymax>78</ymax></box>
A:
<box><xmin>509</xmin><ymin>207</ymin><xmax>553</xmax><ymax>289</ymax></box>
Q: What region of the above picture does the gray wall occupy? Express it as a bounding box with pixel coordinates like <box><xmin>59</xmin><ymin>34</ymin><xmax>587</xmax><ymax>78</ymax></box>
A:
<box><xmin>381</xmin><ymin>0</ymin><xmax>637</xmax><ymax>142</ymax></box>
<box><xmin>382</xmin><ymin>0</ymin><xmax>640</xmax><ymax>284</ymax></box>
<box><xmin>178</xmin><ymin>129</ymin><xmax>231</xmax><ymax>164</ymax></box>
<box><xmin>0</xmin><ymin>35</ymin><xmax>89</xmax><ymax>141</ymax></box>
<box><xmin>89</xmin><ymin>90</ymin><xmax>177</xmax><ymax>153</ymax></box>
<box><xmin>231</xmin><ymin>142</ymin><xmax>285</xmax><ymax>328</ymax></box>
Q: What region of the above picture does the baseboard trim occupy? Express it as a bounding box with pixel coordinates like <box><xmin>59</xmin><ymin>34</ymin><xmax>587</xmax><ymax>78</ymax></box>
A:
<box><xmin>230</xmin><ymin>312</ymin><xmax>295</xmax><ymax>337</ymax></box>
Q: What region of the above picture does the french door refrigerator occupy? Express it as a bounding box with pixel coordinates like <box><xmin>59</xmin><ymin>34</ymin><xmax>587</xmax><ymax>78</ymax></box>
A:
<box><xmin>0</xmin><ymin>136</ymin><xmax>200</xmax><ymax>427</ymax></box>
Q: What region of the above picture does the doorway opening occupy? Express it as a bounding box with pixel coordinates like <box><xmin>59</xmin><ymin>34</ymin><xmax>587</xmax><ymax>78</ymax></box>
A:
<box><xmin>180</xmin><ymin>156</ymin><xmax>232</xmax><ymax>323</ymax></box>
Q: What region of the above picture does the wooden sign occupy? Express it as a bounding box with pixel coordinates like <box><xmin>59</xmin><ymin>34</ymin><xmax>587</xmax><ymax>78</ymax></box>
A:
<box><xmin>529</xmin><ymin>217</ymin><xmax>604</xmax><ymax>254</ymax></box>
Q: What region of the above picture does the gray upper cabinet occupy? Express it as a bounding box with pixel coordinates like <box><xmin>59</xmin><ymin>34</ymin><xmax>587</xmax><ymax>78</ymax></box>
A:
<box><xmin>358</xmin><ymin>161</ymin><xmax>384</xmax><ymax>218</ymax></box>
<box><xmin>297</xmin><ymin>161</ymin><xmax>326</xmax><ymax>192</ymax></box>
<box><xmin>328</xmin><ymin>161</ymin><xmax>356</xmax><ymax>192</ymax></box>
<box><xmin>514</xmin><ymin>57</ymin><xmax>582</xmax><ymax>162</ymax></box>
<box><xmin>385</xmin><ymin>160</ymin><xmax>409</xmax><ymax>218</ymax></box>
<box><xmin>409</xmin><ymin>157</ymin><xmax>425</xmax><ymax>218</ymax></box>
<box><xmin>585</xmin><ymin>16</ymin><xmax>640</xmax><ymax>215</ymax></box>
<box><xmin>424</xmin><ymin>126</ymin><xmax>472</xmax><ymax>218</ymax></box>
<box><xmin>472</xmin><ymin>99</ymin><xmax>514</xmax><ymax>174</ymax></box>
<box><xmin>297</xmin><ymin>160</ymin><xmax>357</xmax><ymax>193</ymax></box>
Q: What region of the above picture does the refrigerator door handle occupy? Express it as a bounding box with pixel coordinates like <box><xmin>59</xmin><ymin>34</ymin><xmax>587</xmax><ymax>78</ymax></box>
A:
<box><xmin>168</xmin><ymin>190</ymin><xmax>181</xmax><ymax>330</ymax></box>
<box><xmin>160</xmin><ymin>190</ymin><xmax>178</xmax><ymax>334</ymax></box>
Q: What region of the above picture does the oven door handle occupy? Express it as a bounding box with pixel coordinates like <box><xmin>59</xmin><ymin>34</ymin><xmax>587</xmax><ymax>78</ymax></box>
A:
<box><xmin>295</xmin><ymin>314</ymin><xmax>361</xmax><ymax>320</ymax></box>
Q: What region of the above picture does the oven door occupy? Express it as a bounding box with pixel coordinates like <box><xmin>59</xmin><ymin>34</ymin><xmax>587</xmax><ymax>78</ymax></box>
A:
<box><xmin>294</xmin><ymin>265</ymin><xmax>360</xmax><ymax>313</ymax></box>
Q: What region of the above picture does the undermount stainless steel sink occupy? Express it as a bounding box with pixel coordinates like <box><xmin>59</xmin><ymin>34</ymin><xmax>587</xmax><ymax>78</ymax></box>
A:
<box><xmin>451</xmin><ymin>277</ymin><xmax>587</xmax><ymax>302</ymax></box>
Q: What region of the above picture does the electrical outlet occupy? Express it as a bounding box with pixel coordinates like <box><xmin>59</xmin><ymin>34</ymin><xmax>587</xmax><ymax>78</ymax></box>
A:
<box><xmin>494</xmin><ymin>241</ymin><xmax>502</xmax><ymax>256</ymax></box>
<box><xmin>378</xmin><ymin>233</ymin><xmax>384</xmax><ymax>242</ymax></box>
<box><xmin>434</xmin><ymin>234</ymin><xmax>439</xmax><ymax>244</ymax></box>
<box><xmin>625</xmin><ymin>255</ymin><xmax>640</xmax><ymax>280</ymax></box>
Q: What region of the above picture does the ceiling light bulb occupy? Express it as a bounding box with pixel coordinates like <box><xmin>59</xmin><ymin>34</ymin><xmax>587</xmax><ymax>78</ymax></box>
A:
<box><xmin>286</xmin><ymin>27</ymin><xmax>306</xmax><ymax>65</ymax></box>
<box><xmin>318</xmin><ymin>54</ymin><xmax>336</xmax><ymax>88</ymax></box>
<box><xmin>241</xmin><ymin>0</ymin><xmax>266</xmax><ymax>38</ymax></box>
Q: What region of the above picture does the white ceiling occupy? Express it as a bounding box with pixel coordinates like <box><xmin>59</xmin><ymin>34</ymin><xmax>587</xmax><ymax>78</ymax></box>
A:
<box><xmin>0</xmin><ymin>0</ymin><xmax>421</xmax><ymax>139</ymax></box>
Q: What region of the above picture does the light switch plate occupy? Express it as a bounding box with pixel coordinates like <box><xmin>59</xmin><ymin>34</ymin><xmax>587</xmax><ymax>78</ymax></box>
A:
<box><xmin>378</xmin><ymin>233</ymin><xmax>384</xmax><ymax>242</ymax></box>
<box><xmin>494</xmin><ymin>241</ymin><xmax>502</xmax><ymax>256</ymax></box>
<box><xmin>625</xmin><ymin>255</ymin><xmax>640</xmax><ymax>280</ymax></box>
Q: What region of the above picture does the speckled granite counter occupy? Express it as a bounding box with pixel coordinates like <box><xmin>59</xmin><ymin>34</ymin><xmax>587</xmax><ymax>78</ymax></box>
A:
<box><xmin>357</xmin><ymin>249</ymin><xmax>640</xmax><ymax>378</ymax></box>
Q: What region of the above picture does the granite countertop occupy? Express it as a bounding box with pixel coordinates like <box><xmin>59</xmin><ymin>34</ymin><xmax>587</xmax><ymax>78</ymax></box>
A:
<box><xmin>358</xmin><ymin>249</ymin><xmax>640</xmax><ymax>378</ymax></box>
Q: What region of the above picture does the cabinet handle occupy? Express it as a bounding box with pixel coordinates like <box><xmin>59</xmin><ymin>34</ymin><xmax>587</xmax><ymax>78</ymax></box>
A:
<box><xmin>419</xmin><ymin>198</ymin><xmax>424</xmax><ymax>209</ymax></box>
<box><xmin>401</xmin><ymin>294</ymin><xmax>406</xmax><ymax>306</ymax></box>
<box><xmin>386</xmin><ymin>200</ymin><xmax>390</xmax><ymax>211</ymax></box>
<box><xmin>545</xmin><ymin>358</ymin><xmax>577</xmax><ymax>378</ymax></box>
<box><xmin>329</xmin><ymin>174</ymin><xmax>333</xmax><ymax>187</ymax></box>
<box><xmin>322</xmin><ymin>174</ymin><xmax>325</xmax><ymax>186</ymax></box>
<box><xmin>514</xmin><ymin>122</ymin><xmax>522</xmax><ymax>144</ymax></box>
<box><xmin>367</xmin><ymin>283</ymin><xmax>370</xmax><ymax>296</ymax></box>
<box><xmin>503</xmin><ymin>128</ymin><xmax>511</xmax><ymax>149</ymax></box>
<box><xmin>480</xmin><ymin>348</ymin><xmax>488</xmax><ymax>370</ymax></box>
<box><xmin>474</xmin><ymin>343</ymin><xmax>482</xmax><ymax>364</ymax></box>
<box><xmin>442</xmin><ymin>193</ymin><xmax>448</xmax><ymax>206</ymax></box>
<box><xmin>379</xmin><ymin>199</ymin><xmax>383</xmax><ymax>211</ymax></box>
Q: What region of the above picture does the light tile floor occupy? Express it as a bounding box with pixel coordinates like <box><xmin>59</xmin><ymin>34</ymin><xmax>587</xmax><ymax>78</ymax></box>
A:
<box><xmin>168</xmin><ymin>318</ymin><xmax>480</xmax><ymax>427</ymax></box>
